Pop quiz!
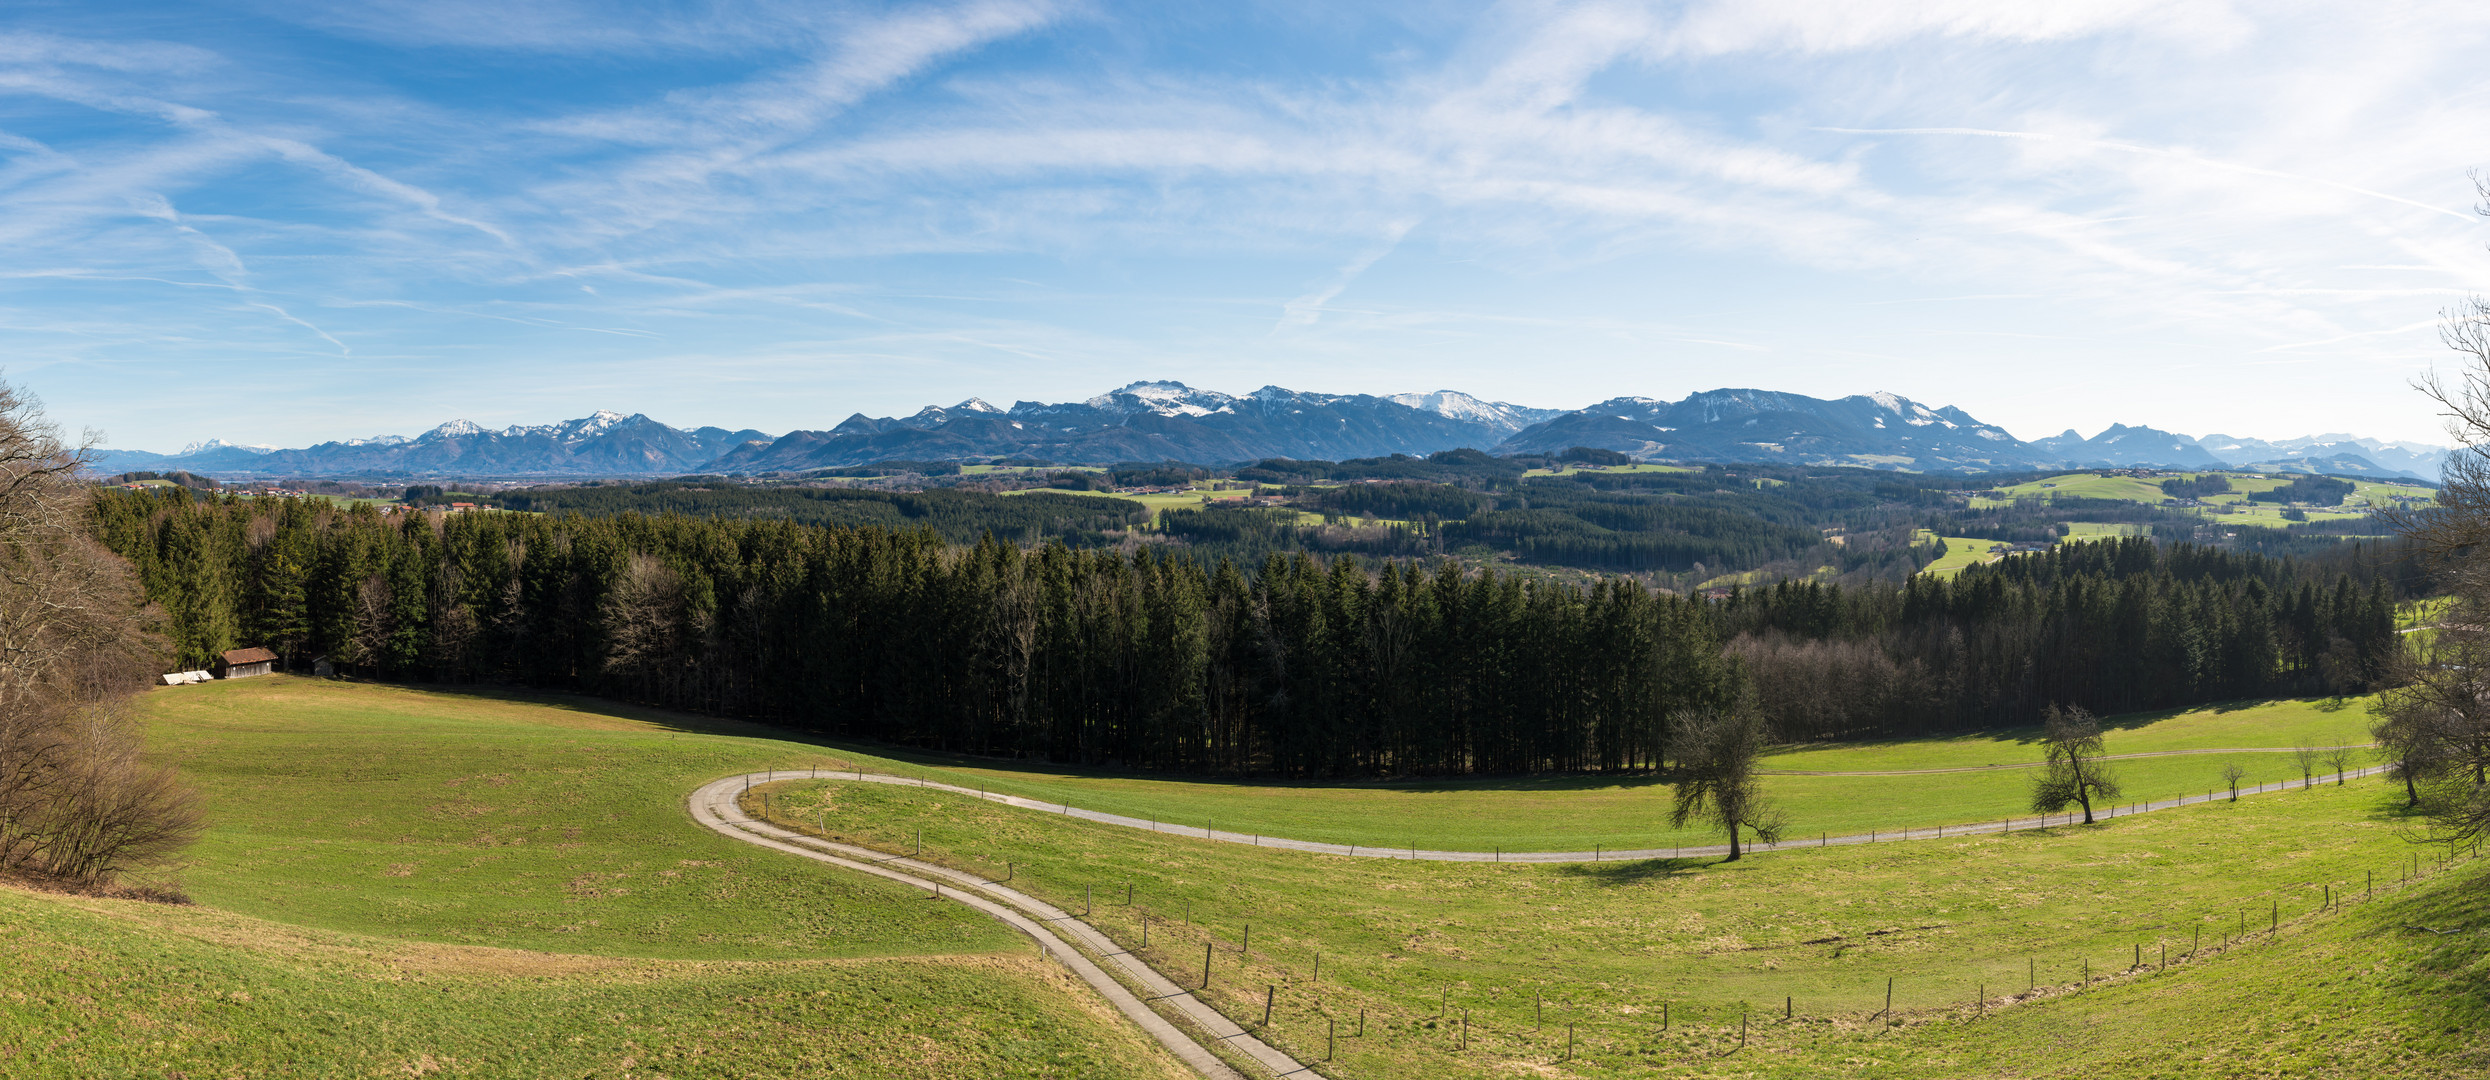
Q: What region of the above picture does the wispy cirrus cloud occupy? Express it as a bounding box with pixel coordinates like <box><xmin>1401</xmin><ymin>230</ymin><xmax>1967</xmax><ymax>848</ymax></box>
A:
<box><xmin>4</xmin><ymin>0</ymin><xmax>2489</xmax><ymax>448</ymax></box>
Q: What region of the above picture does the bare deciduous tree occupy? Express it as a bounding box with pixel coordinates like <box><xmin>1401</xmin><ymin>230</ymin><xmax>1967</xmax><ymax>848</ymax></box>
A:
<box><xmin>2292</xmin><ymin>747</ymin><xmax>2320</xmax><ymax>790</ymax></box>
<box><xmin>603</xmin><ymin>553</ymin><xmax>690</xmax><ymax>703</ymax></box>
<box><xmin>2375</xmin><ymin>189</ymin><xmax>2490</xmax><ymax>847</ymax></box>
<box><xmin>2222</xmin><ymin>762</ymin><xmax>2248</xmax><ymax>801</ymax></box>
<box><xmin>1668</xmin><ymin>705</ymin><xmax>1785</xmax><ymax>861</ymax></box>
<box><xmin>2322</xmin><ymin>745</ymin><xmax>2360</xmax><ymax>785</ymax></box>
<box><xmin>0</xmin><ymin>377</ymin><xmax>200</xmax><ymax>890</ymax></box>
<box><xmin>2031</xmin><ymin>704</ymin><xmax>2121</xmax><ymax>824</ymax></box>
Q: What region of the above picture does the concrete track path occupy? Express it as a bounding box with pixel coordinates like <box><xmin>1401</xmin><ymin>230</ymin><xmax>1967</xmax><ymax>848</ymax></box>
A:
<box><xmin>1761</xmin><ymin>743</ymin><xmax>2378</xmax><ymax>776</ymax></box>
<box><xmin>688</xmin><ymin>775</ymin><xmax>1317</xmax><ymax>1080</ymax></box>
<box><xmin>716</xmin><ymin>758</ymin><xmax>2395</xmax><ymax>864</ymax></box>
<box><xmin>695</xmin><ymin>759</ymin><xmax>2396</xmax><ymax>1073</ymax></box>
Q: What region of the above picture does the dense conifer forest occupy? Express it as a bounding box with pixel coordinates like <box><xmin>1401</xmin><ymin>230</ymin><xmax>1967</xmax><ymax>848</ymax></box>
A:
<box><xmin>94</xmin><ymin>490</ymin><xmax>2404</xmax><ymax>774</ymax></box>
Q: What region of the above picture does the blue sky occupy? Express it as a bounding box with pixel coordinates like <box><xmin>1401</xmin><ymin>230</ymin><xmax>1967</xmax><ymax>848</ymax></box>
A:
<box><xmin>9</xmin><ymin>0</ymin><xmax>2490</xmax><ymax>451</ymax></box>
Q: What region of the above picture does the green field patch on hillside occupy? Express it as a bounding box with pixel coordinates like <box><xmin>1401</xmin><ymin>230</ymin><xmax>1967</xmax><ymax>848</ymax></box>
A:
<box><xmin>142</xmin><ymin>677</ymin><xmax>1016</xmax><ymax>961</ymax></box>
<box><xmin>1990</xmin><ymin>473</ymin><xmax>2172</xmax><ymax>503</ymax></box>
<box><xmin>1916</xmin><ymin>534</ymin><xmax>2003</xmax><ymax>577</ymax></box>
<box><xmin>2061</xmin><ymin>521</ymin><xmax>2151</xmax><ymax>540</ymax></box>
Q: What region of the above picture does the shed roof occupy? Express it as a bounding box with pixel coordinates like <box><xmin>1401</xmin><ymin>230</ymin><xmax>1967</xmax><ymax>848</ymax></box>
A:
<box><xmin>221</xmin><ymin>647</ymin><xmax>278</xmax><ymax>665</ymax></box>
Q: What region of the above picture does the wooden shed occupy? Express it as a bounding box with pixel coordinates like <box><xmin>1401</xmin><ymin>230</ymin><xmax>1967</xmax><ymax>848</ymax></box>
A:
<box><xmin>219</xmin><ymin>647</ymin><xmax>279</xmax><ymax>679</ymax></box>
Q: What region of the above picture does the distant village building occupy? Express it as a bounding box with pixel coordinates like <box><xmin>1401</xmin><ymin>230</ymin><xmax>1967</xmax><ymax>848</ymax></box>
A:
<box><xmin>219</xmin><ymin>647</ymin><xmax>279</xmax><ymax>679</ymax></box>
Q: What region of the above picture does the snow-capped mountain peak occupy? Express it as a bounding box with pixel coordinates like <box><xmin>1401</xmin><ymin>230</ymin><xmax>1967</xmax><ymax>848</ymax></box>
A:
<box><xmin>500</xmin><ymin>410</ymin><xmax>639</xmax><ymax>442</ymax></box>
<box><xmin>1090</xmin><ymin>380</ymin><xmax>1241</xmax><ymax>417</ymax></box>
<box><xmin>421</xmin><ymin>419</ymin><xmax>487</xmax><ymax>440</ymax></box>
<box><xmin>1386</xmin><ymin>390</ymin><xmax>1562</xmax><ymax>434</ymax></box>
<box><xmin>176</xmin><ymin>438</ymin><xmax>278</xmax><ymax>455</ymax></box>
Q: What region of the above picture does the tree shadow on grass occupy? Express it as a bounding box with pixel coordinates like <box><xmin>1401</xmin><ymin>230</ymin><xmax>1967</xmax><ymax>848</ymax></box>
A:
<box><xmin>824</xmin><ymin>745</ymin><xmax>1685</xmax><ymax>795</ymax></box>
<box><xmin>1551</xmin><ymin>856</ymin><xmax>1725</xmax><ymax>885</ymax></box>
<box><xmin>321</xmin><ymin>677</ymin><xmax>832</xmax><ymax>743</ymax></box>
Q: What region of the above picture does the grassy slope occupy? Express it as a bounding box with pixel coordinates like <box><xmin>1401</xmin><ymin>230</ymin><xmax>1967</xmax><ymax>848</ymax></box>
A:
<box><xmin>41</xmin><ymin>676</ymin><xmax>1206</xmax><ymax>1079</ymax></box>
<box><xmin>77</xmin><ymin>678</ymin><xmax>2472</xmax><ymax>1078</ymax></box>
<box><xmin>753</xmin><ymin>771</ymin><xmax>2473</xmax><ymax>1079</ymax></box>
<box><xmin>850</xmin><ymin>699</ymin><xmax>2377</xmax><ymax>852</ymax></box>
<box><xmin>0</xmin><ymin>885</ymin><xmax>1189</xmax><ymax>1080</ymax></box>
<box><xmin>1841</xmin><ymin>860</ymin><xmax>2488</xmax><ymax>1079</ymax></box>
<box><xmin>144</xmin><ymin>677</ymin><xmax>1018</xmax><ymax>960</ymax></box>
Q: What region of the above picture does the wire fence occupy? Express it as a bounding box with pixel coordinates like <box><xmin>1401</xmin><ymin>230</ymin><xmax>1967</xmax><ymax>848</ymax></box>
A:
<box><xmin>735</xmin><ymin>768</ymin><xmax>2480</xmax><ymax>1072</ymax></box>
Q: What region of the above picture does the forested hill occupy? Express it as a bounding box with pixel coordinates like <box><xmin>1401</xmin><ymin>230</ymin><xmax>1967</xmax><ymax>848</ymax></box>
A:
<box><xmin>491</xmin><ymin>483</ymin><xmax>1150</xmax><ymax>544</ymax></box>
<box><xmin>96</xmin><ymin>491</ymin><xmax>2405</xmax><ymax>775</ymax></box>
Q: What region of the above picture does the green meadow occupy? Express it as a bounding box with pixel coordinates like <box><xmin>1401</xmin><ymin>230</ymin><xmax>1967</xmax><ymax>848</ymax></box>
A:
<box><xmin>777</xmin><ymin>700</ymin><xmax>2379</xmax><ymax>855</ymax></box>
<box><xmin>753</xmin><ymin>768</ymin><xmax>2473</xmax><ymax>1079</ymax></box>
<box><xmin>0</xmin><ymin>676</ymin><xmax>2468</xmax><ymax>1078</ymax></box>
<box><xmin>140</xmin><ymin>677</ymin><xmax>1006</xmax><ymax>961</ymax></box>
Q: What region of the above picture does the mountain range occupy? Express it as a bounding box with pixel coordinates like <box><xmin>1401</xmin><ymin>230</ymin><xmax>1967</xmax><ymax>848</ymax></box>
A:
<box><xmin>94</xmin><ymin>383</ymin><xmax>2446</xmax><ymax>481</ymax></box>
<box><xmin>102</xmin><ymin>411</ymin><xmax>771</xmax><ymax>479</ymax></box>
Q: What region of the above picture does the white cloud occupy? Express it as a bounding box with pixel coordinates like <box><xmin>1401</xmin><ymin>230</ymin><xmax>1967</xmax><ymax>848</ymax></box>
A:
<box><xmin>10</xmin><ymin>0</ymin><xmax>2490</xmax><ymax>446</ymax></box>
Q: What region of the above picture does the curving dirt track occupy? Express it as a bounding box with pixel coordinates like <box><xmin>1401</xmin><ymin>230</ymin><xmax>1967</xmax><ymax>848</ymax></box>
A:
<box><xmin>688</xmin><ymin>774</ymin><xmax>1317</xmax><ymax>1080</ymax></box>
<box><xmin>692</xmin><ymin>755</ymin><xmax>2392</xmax><ymax>1074</ymax></box>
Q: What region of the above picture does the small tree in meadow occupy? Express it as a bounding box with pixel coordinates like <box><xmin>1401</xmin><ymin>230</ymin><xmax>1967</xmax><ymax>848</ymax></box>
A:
<box><xmin>2222</xmin><ymin>763</ymin><xmax>2248</xmax><ymax>801</ymax></box>
<box><xmin>2321</xmin><ymin>746</ymin><xmax>2359</xmax><ymax>785</ymax></box>
<box><xmin>1668</xmin><ymin>706</ymin><xmax>1785</xmax><ymax>862</ymax></box>
<box><xmin>2292</xmin><ymin>747</ymin><xmax>2320</xmax><ymax>790</ymax></box>
<box><xmin>2031</xmin><ymin>704</ymin><xmax>2121</xmax><ymax>824</ymax></box>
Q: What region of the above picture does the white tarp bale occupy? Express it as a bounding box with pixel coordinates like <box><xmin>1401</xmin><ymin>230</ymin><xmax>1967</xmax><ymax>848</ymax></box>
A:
<box><xmin>161</xmin><ymin>672</ymin><xmax>187</xmax><ymax>686</ymax></box>
<box><xmin>187</xmin><ymin>670</ymin><xmax>214</xmax><ymax>683</ymax></box>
